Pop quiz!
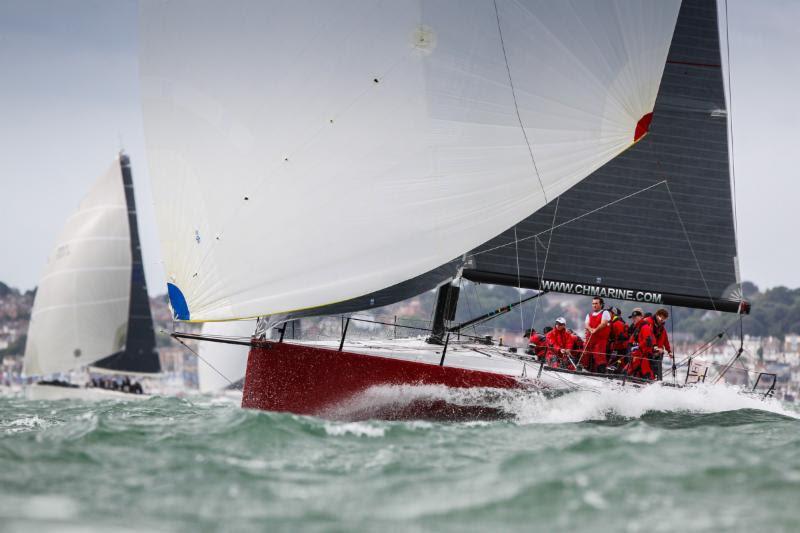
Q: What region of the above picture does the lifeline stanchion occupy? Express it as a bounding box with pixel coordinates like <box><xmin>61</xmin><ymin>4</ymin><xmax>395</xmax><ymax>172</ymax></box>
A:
<box><xmin>338</xmin><ymin>317</ymin><xmax>350</xmax><ymax>352</ymax></box>
<box><xmin>439</xmin><ymin>333</ymin><xmax>451</xmax><ymax>366</ymax></box>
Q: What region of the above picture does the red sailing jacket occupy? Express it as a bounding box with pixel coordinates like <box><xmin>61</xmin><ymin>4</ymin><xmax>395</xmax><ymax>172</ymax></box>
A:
<box><xmin>528</xmin><ymin>332</ymin><xmax>548</xmax><ymax>357</ymax></box>
<box><xmin>546</xmin><ymin>328</ymin><xmax>575</xmax><ymax>358</ymax></box>
<box><xmin>630</xmin><ymin>318</ymin><xmax>655</xmax><ymax>356</ymax></box>
<box><xmin>608</xmin><ymin>316</ymin><xmax>628</xmax><ymax>352</ymax></box>
<box><xmin>570</xmin><ymin>332</ymin><xmax>584</xmax><ymax>357</ymax></box>
<box><xmin>651</xmin><ymin>318</ymin><xmax>672</xmax><ymax>354</ymax></box>
<box><xmin>628</xmin><ymin>317</ymin><xmax>657</xmax><ymax>379</ymax></box>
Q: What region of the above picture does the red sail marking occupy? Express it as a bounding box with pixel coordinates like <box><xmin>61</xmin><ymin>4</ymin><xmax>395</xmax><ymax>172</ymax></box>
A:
<box><xmin>634</xmin><ymin>112</ymin><xmax>654</xmax><ymax>143</ymax></box>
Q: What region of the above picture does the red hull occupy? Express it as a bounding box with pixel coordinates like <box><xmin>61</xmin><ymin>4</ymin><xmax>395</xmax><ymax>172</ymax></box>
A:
<box><xmin>241</xmin><ymin>341</ymin><xmax>522</xmax><ymax>420</ymax></box>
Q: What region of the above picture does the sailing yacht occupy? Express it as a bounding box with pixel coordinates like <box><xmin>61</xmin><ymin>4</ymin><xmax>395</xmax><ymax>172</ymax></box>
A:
<box><xmin>139</xmin><ymin>0</ymin><xmax>761</xmax><ymax>418</ymax></box>
<box><xmin>23</xmin><ymin>154</ymin><xmax>161</xmax><ymax>400</ymax></box>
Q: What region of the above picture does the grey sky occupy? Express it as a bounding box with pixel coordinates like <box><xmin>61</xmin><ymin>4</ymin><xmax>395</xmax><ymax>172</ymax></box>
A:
<box><xmin>0</xmin><ymin>0</ymin><xmax>798</xmax><ymax>296</ymax></box>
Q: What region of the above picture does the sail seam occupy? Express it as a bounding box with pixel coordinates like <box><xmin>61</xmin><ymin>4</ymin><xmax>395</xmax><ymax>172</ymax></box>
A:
<box><xmin>38</xmin><ymin>266</ymin><xmax>130</xmax><ymax>283</ymax></box>
<box><xmin>492</xmin><ymin>0</ymin><xmax>547</xmax><ymax>202</ymax></box>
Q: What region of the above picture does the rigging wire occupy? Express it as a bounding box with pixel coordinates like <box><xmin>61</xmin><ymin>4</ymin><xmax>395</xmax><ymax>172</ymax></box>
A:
<box><xmin>467</xmin><ymin>180</ymin><xmax>667</xmax><ymax>259</ymax></box>
<box><xmin>494</xmin><ymin>0</ymin><xmax>552</xmax><ymax>344</ymax></box>
<box><xmin>460</xmin><ymin>281</ymin><xmax>480</xmax><ymax>339</ymax></box>
<box><xmin>513</xmin><ymin>227</ymin><xmax>525</xmax><ymax>339</ymax></box>
<box><xmin>528</xmin><ymin>196</ymin><xmax>560</xmax><ymax>334</ymax></box>
<box><xmin>663</xmin><ymin>181</ymin><xmax>717</xmax><ymax>312</ymax></box>
<box><xmin>170</xmin><ymin>332</ymin><xmax>236</xmax><ymax>389</ymax></box>
<box><xmin>492</xmin><ymin>0</ymin><xmax>547</xmax><ymax>202</ymax></box>
<box><xmin>722</xmin><ymin>0</ymin><xmax>743</xmax><ymax>297</ymax></box>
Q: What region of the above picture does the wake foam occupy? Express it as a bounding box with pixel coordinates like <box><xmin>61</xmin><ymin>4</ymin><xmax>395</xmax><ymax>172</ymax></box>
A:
<box><xmin>1</xmin><ymin>415</ymin><xmax>52</xmax><ymax>434</ymax></box>
<box><xmin>513</xmin><ymin>382</ymin><xmax>798</xmax><ymax>425</ymax></box>
<box><xmin>321</xmin><ymin>381</ymin><xmax>798</xmax><ymax>424</ymax></box>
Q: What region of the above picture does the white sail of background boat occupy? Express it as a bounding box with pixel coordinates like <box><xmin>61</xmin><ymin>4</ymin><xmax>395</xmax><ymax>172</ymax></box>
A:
<box><xmin>139</xmin><ymin>0</ymin><xmax>769</xmax><ymax>419</ymax></box>
<box><xmin>23</xmin><ymin>154</ymin><xmax>161</xmax><ymax>400</ymax></box>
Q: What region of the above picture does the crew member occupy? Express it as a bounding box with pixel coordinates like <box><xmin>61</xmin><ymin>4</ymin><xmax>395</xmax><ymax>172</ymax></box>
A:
<box><xmin>545</xmin><ymin>317</ymin><xmax>575</xmax><ymax>368</ymax></box>
<box><xmin>583</xmin><ymin>297</ymin><xmax>610</xmax><ymax>372</ymax></box>
<box><xmin>650</xmin><ymin>308</ymin><xmax>672</xmax><ymax>380</ymax></box>
<box><xmin>607</xmin><ymin>307</ymin><xmax>629</xmax><ymax>374</ymax></box>
<box><xmin>568</xmin><ymin>329</ymin><xmax>584</xmax><ymax>369</ymax></box>
<box><xmin>527</xmin><ymin>328</ymin><xmax>548</xmax><ymax>361</ymax></box>
<box><xmin>627</xmin><ymin>308</ymin><xmax>656</xmax><ymax>380</ymax></box>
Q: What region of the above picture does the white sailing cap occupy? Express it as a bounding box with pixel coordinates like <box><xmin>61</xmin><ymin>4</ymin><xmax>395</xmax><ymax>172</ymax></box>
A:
<box><xmin>555</xmin><ymin>317</ymin><xmax>567</xmax><ymax>325</ymax></box>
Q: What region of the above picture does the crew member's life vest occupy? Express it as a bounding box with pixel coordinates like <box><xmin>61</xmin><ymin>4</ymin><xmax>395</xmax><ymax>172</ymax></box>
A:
<box><xmin>528</xmin><ymin>332</ymin><xmax>548</xmax><ymax>358</ymax></box>
<box><xmin>545</xmin><ymin>328</ymin><xmax>575</xmax><ymax>368</ymax></box>
<box><xmin>607</xmin><ymin>315</ymin><xmax>628</xmax><ymax>352</ymax></box>
<box><xmin>584</xmin><ymin>311</ymin><xmax>610</xmax><ymax>368</ymax></box>
<box><xmin>586</xmin><ymin>311</ymin><xmax>611</xmax><ymax>345</ymax></box>
<box><xmin>627</xmin><ymin>318</ymin><xmax>656</xmax><ymax>380</ymax></box>
<box><xmin>650</xmin><ymin>318</ymin><xmax>671</xmax><ymax>354</ymax></box>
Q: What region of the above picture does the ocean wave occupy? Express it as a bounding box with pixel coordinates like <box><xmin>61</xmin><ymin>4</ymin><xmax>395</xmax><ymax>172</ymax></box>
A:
<box><xmin>307</xmin><ymin>381</ymin><xmax>799</xmax><ymax>426</ymax></box>
<box><xmin>323</xmin><ymin>422</ymin><xmax>387</xmax><ymax>438</ymax></box>
<box><xmin>0</xmin><ymin>414</ymin><xmax>60</xmax><ymax>435</ymax></box>
<box><xmin>509</xmin><ymin>382</ymin><xmax>797</xmax><ymax>425</ymax></box>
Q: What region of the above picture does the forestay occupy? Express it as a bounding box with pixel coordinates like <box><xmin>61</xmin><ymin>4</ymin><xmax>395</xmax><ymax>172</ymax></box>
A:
<box><xmin>139</xmin><ymin>0</ymin><xmax>681</xmax><ymax>322</ymax></box>
<box><xmin>24</xmin><ymin>159</ymin><xmax>132</xmax><ymax>376</ymax></box>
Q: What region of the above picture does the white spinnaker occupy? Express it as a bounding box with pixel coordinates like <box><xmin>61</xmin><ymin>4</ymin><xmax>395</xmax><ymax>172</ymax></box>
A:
<box><xmin>139</xmin><ymin>0</ymin><xmax>681</xmax><ymax>321</ymax></box>
<box><xmin>23</xmin><ymin>159</ymin><xmax>132</xmax><ymax>376</ymax></box>
<box><xmin>197</xmin><ymin>320</ymin><xmax>254</xmax><ymax>393</ymax></box>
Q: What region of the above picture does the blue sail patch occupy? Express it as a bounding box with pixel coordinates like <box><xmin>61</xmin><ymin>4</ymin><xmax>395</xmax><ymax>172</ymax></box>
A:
<box><xmin>167</xmin><ymin>283</ymin><xmax>190</xmax><ymax>320</ymax></box>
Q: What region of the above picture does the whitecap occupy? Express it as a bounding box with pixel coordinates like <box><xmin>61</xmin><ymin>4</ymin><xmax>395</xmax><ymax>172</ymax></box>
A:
<box><xmin>323</xmin><ymin>422</ymin><xmax>386</xmax><ymax>438</ymax></box>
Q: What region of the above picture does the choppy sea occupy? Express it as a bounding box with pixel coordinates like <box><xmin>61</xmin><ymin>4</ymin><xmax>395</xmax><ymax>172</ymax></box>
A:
<box><xmin>1</xmin><ymin>384</ymin><xmax>798</xmax><ymax>532</ymax></box>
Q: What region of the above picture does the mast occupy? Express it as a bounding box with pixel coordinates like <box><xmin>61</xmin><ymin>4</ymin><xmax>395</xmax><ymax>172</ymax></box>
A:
<box><xmin>93</xmin><ymin>154</ymin><xmax>161</xmax><ymax>374</ymax></box>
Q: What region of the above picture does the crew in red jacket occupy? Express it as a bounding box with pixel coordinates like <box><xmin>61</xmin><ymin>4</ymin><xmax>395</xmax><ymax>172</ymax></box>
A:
<box><xmin>607</xmin><ymin>307</ymin><xmax>629</xmax><ymax>373</ymax></box>
<box><xmin>568</xmin><ymin>329</ymin><xmax>584</xmax><ymax>370</ymax></box>
<box><xmin>651</xmin><ymin>308</ymin><xmax>672</xmax><ymax>380</ymax></box>
<box><xmin>627</xmin><ymin>308</ymin><xmax>656</xmax><ymax>380</ymax></box>
<box><xmin>528</xmin><ymin>328</ymin><xmax>549</xmax><ymax>361</ymax></box>
<box><xmin>545</xmin><ymin>317</ymin><xmax>575</xmax><ymax>368</ymax></box>
<box><xmin>583</xmin><ymin>297</ymin><xmax>610</xmax><ymax>372</ymax></box>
